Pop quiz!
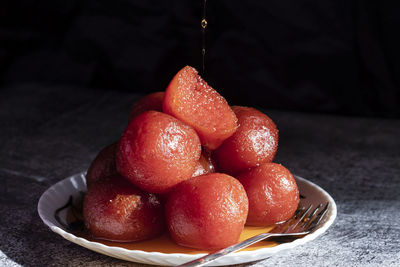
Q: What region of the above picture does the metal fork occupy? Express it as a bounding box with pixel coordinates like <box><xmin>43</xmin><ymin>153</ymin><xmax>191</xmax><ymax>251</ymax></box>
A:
<box><xmin>177</xmin><ymin>202</ymin><xmax>330</xmax><ymax>267</ymax></box>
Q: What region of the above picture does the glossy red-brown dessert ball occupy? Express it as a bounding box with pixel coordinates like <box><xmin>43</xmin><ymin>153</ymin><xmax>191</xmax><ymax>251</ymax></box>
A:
<box><xmin>237</xmin><ymin>163</ymin><xmax>299</xmax><ymax>226</ymax></box>
<box><xmin>86</xmin><ymin>143</ymin><xmax>117</xmax><ymax>188</ymax></box>
<box><xmin>213</xmin><ymin>106</ymin><xmax>278</xmax><ymax>175</ymax></box>
<box><xmin>192</xmin><ymin>148</ymin><xmax>216</xmax><ymax>177</ymax></box>
<box><xmin>163</xmin><ymin>66</ymin><xmax>238</xmax><ymax>150</ymax></box>
<box><xmin>83</xmin><ymin>174</ymin><xmax>164</xmax><ymax>242</ymax></box>
<box><xmin>129</xmin><ymin>92</ymin><xmax>164</xmax><ymax>120</ymax></box>
<box><xmin>116</xmin><ymin>111</ymin><xmax>201</xmax><ymax>194</ymax></box>
<box><xmin>166</xmin><ymin>173</ymin><xmax>248</xmax><ymax>250</ymax></box>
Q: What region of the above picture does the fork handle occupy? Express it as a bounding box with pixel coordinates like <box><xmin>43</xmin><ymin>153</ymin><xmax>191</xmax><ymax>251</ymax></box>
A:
<box><xmin>177</xmin><ymin>233</ymin><xmax>273</xmax><ymax>267</ymax></box>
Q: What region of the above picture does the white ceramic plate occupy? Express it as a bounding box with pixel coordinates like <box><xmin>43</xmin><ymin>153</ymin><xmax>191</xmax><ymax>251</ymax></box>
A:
<box><xmin>38</xmin><ymin>172</ymin><xmax>337</xmax><ymax>266</ymax></box>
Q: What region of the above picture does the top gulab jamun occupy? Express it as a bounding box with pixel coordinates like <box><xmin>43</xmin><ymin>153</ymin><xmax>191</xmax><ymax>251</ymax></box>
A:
<box><xmin>163</xmin><ymin>66</ymin><xmax>238</xmax><ymax>150</ymax></box>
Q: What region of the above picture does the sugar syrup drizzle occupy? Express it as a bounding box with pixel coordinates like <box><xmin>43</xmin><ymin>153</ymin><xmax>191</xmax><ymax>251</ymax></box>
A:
<box><xmin>201</xmin><ymin>0</ymin><xmax>208</xmax><ymax>75</ymax></box>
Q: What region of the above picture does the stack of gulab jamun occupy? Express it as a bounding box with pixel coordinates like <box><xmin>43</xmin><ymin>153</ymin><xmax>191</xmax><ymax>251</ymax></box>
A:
<box><xmin>83</xmin><ymin>65</ymin><xmax>300</xmax><ymax>249</ymax></box>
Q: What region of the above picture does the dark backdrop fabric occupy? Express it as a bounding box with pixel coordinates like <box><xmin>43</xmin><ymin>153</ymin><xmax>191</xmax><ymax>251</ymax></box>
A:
<box><xmin>1</xmin><ymin>0</ymin><xmax>399</xmax><ymax>117</ymax></box>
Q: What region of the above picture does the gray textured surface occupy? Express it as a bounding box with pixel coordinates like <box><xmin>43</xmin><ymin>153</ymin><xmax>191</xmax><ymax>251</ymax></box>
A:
<box><xmin>1</xmin><ymin>84</ymin><xmax>399</xmax><ymax>267</ymax></box>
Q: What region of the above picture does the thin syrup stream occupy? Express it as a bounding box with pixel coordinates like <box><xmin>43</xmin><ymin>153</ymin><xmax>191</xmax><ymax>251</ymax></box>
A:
<box><xmin>201</xmin><ymin>0</ymin><xmax>207</xmax><ymax>75</ymax></box>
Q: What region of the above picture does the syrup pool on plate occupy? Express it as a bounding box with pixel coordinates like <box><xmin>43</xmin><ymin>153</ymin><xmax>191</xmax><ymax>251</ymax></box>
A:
<box><xmin>63</xmin><ymin>198</ymin><xmax>280</xmax><ymax>254</ymax></box>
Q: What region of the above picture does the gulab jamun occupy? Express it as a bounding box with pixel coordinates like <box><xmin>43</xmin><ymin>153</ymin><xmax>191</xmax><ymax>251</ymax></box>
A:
<box><xmin>237</xmin><ymin>163</ymin><xmax>299</xmax><ymax>226</ymax></box>
<box><xmin>129</xmin><ymin>92</ymin><xmax>164</xmax><ymax>120</ymax></box>
<box><xmin>192</xmin><ymin>148</ymin><xmax>216</xmax><ymax>177</ymax></box>
<box><xmin>116</xmin><ymin>111</ymin><xmax>201</xmax><ymax>193</ymax></box>
<box><xmin>163</xmin><ymin>66</ymin><xmax>238</xmax><ymax>150</ymax></box>
<box><xmin>86</xmin><ymin>143</ymin><xmax>117</xmax><ymax>188</ymax></box>
<box><xmin>83</xmin><ymin>174</ymin><xmax>164</xmax><ymax>242</ymax></box>
<box><xmin>213</xmin><ymin>106</ymin><xmax>278</xmax><ymax>175</ymax></box>
<box><xmin>166</xmin><ymin>173</ymin><xmax>248</xmax><ymax>250</ymax></box>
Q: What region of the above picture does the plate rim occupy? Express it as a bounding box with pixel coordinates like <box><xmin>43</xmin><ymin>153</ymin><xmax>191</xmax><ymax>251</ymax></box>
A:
<box><xmin>38</xmin><ymin>172</ymin><xmax>337</xmax><ymax>265</ymax></box>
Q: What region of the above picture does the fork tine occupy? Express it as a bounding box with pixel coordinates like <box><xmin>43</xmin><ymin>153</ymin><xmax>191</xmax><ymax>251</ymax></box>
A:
<box><xmin>294</xmin><ymin>206</ymin><xmax>305</xmax><ymax>218</ymax></box>
<box><xmin>271</xmin><ymin>201</ymin><xmax>329</xmax><ymax>235</ymax></box>
<box><xmin>306</xmin><ymin>202</ymin><xmax>330</xmax><ymax>232</ymax></box>
<box><xmin>299</xmin><ymin>204</ymin><xmax>322</xmax><ymax>229</ymax></box>
<box><xmin>284</xmin><ymin>204</ymin><xmax>313</xmax><ymax>233</ymax></box>
<box><xmin>270</xmin><ymin>206</ymin><xmax>306</xmax><ymax>233</ymax></box>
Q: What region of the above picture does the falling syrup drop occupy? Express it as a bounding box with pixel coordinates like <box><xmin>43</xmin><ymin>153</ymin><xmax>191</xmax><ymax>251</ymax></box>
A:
<box><xmin>201</xmin><ymin>0</ymin><xmax>207</xmax><ymax>75</ymax></box>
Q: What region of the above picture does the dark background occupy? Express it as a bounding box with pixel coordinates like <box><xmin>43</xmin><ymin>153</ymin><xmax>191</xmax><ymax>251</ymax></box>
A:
<box><xmin>1</xmin><ymin>2</ymin><xmax>400</xmax><ymax>266</ymax></box>
<box><xmin>1</xmin><ymin>0</ymin><xmax>399</xmax><ymax>118</ymax></box>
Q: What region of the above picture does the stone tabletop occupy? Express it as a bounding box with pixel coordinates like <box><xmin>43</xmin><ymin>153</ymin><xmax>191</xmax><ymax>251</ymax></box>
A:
<box><xmin>1</xmin><ymin>84</ymin><xmax>399</xmax><ymax>266</ymax></box>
